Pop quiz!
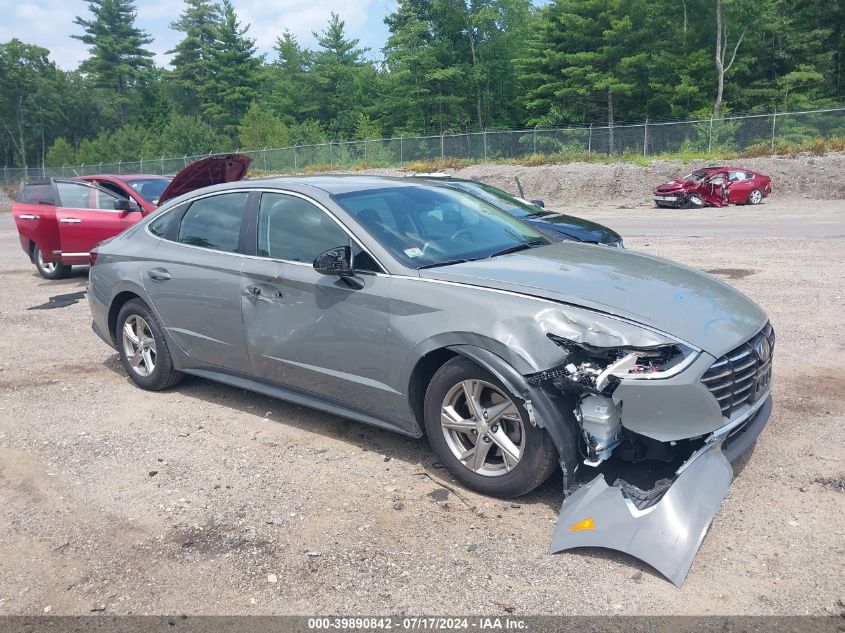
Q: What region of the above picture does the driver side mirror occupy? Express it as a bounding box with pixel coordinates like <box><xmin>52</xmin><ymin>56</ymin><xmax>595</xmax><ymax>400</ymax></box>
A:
<box><xmin>313</xmin><ymin>246</ymin><xmax>365</xmax><ymax>289</ymax></box>
<box><xmin>114</xmin><ymin>198</ymin><xmax>141</xmax><ymax>213</ymax></box>
<box><xmin>314</xmin><ymin>245</ymin><xmax>354</xmax><ymax>277</ymax></box>
<box><xmin>530</xmin><ymin>199</ymin><xmax>545</xmax><ymax>208</ymax></box>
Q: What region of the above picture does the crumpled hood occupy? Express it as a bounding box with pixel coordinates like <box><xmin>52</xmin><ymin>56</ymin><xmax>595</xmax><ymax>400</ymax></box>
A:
<box><xmin>654</xmin><ymin>179</ymin><xmax>694</xmax><ymax>192</ymax></box>
<box><xmin>420</xmin><ymin>242</ymin><xmax>767</xmax><ymax>357</ymax></box>
<box><xmin>158</xmin><ymin>153</ymin><xmax>252</xmax><ymax>204</ymax></box>
<box><xmin>529</xmin><ymin>212</ymin><xmax>621</xmax><ymax>244</ymax></box>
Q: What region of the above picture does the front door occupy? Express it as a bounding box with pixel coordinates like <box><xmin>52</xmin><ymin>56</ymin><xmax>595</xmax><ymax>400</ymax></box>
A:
<box><xmin>726</xmin><ymin>170</ymin><xmax>754</xmax><ymax>203</ymax></box>
<box><xmin>142</xmin><ymin>191</ymin><xmax>253</xmax><ymax>373</ymax></box>
<box><xmin>240</xmin><ymin>191</ymin><xmax>394</xmax><ymax>419</ymax></box>
<box><xmin>53</xmin><ymin>180</ymin><xmax>141</xmax><ymax>261</ymax></box>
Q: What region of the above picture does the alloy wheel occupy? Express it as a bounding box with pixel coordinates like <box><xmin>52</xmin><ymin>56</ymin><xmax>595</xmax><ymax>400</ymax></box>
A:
<box><xmin>37</xmin><ymin>249</ymin><xmax>57</xmax><ymax>274</ymax></box>
<box><xmin>749</xmin><ymin>190</ymin><xmax>762</xmax><ymax>204</ymax></box>
<box><xmin>122</xmin><ymin>315</ymin><xmax>157</xmax><ymax>377</ymax></box>
<box><xmin>440</xmin><ymin>379</ymin><xmax>525</xmax><ymax>477</ymax></box>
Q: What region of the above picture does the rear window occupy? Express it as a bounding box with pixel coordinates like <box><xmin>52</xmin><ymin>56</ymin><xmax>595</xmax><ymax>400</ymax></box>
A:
<box><xmin>16</xmin><ymin>183</ymin><xmax>55</xmax><ymax>205</ymax></box>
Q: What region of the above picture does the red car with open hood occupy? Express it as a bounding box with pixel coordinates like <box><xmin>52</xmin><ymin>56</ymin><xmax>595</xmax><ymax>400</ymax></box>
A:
<box><xmin>653</xmin><ymin>166</ymin><xmax>772</xmax><ymax>209</ymax></box>
<box><xmin>12</xmin><ymin>154</ymin><xmax>251</xmax><ymax>279</ymax></box>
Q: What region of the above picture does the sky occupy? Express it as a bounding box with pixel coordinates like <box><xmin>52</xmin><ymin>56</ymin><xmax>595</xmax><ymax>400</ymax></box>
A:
<box><xmin>0</xmin><ymin>0</ymin><xmax>397</xmax><ymax>70</ymax></box>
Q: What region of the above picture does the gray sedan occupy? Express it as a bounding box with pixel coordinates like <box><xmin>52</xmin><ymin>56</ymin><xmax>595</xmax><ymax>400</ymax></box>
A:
<box><xmin>88</xmin><ymin>175</ymin><xmax>774</xmax><ymax>585</ymax></box>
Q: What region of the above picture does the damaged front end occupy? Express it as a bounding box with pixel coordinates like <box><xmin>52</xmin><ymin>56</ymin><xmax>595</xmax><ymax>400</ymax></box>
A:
<box><xmin>525</xmin><ymin>327</ymin><xmax>774</xmax><ymax>586</ymax></box>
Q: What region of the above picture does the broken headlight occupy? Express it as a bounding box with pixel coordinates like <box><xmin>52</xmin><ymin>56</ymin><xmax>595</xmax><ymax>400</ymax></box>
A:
<box><xmin>527</xmin><ymin>334</ymin><xmax>699</xmax><ymax>396</ymax></box>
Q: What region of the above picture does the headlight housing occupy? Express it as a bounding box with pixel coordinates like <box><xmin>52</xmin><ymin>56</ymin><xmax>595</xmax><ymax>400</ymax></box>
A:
<box><xmin>540</xmin><ymin>334</ymin><xmax>699</xmax><ymax>395</ymax></box>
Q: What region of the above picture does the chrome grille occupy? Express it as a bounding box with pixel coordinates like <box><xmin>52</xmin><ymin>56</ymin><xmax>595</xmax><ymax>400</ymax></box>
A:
<box><xmin>701</xmin><ymin>323</ymin><xmax>775</xmax><ymax>418</ymax></box>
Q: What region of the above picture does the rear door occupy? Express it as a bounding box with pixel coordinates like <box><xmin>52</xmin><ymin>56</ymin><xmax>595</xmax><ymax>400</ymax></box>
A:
<box><xmin>726</xmin><ymin>170</ymin><xmax>754</xmax><ymax>203</ymax></box>
<box><xmin>53</xmin><ymin>180</ymin><xmax>142</xmax><ymax>261</ymax></box>
<box><xmin>142</xmin><ymin>190</ymin><xmax>253</xmax><ymax>373</ymax></box>
<box><xmin>12</xmin><ymin>182</ymin><xmax>60</xmax><ymax>260</ymax></box>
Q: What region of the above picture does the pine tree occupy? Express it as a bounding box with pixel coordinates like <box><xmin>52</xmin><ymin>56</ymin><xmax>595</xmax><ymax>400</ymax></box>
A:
<box><xmin>72</xmin><ymin>0</ymin><xmax>154</xmax><ymax>124</ymax></box>
<box><xmin>168</xmin><ymin>0</ymin><xmax>221</xmax><ymax>114</ymax></box>
<box><xmin>201</xmin><ymin>0</ymin><xmax>260</xmax><ymax>138</ymax></box>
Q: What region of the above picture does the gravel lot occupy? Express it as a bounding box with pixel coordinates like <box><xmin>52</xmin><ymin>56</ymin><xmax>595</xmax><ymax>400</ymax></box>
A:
<box><xmin>0</xmin><ymin>190</ymin><xmax>843</xmax><ymax>616</ymax></box>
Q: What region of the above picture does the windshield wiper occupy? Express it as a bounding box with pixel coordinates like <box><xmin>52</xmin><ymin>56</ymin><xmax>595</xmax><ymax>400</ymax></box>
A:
<box><xmin>488</xmin><ymin>241</ymin><xmax>544</xmax><ymax>258</ymax></box>
<box><xmin>417</xmin><ymin>258</ymin><xmax>473</xmax><ymax>270</ymax></box>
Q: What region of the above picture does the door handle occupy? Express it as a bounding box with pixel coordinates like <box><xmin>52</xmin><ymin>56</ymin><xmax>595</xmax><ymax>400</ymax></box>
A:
<box><xmin>247</xmin><ymin>285</ymin><xmax>282</xmax><ymax>299</ymax></box>
<box><xmin>147</xmin><ymin>269</ymin><xmax>172</xmax><ymax>282</ymax></box>
<box><xmin>19</xmin><ymin>214</ymin><xmax>39</xmax><ymax>220</ymax></box>
<box><xmin>59</xmin><ymin>218</ymin><xmax>82</xmax><ymax>223</ymax></box>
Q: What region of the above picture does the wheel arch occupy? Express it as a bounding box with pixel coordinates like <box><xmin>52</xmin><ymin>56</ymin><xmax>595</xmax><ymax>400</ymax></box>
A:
<box><xmin>409</xmin><ymin>343</ymin><xmax>580</xmax><ymax>491</ymax></box>
<box><xmin>108</xmin><ymin>290</ymin><xmax>145</xmax><ymax>345</ymax></box>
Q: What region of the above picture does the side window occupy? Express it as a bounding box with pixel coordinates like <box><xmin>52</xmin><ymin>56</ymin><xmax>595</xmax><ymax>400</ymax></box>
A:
<box><xmin>148</xmin><ymin>203</ymin><xmax>187</xmax><ymax>238</ymax></box>
<box><xmin>55</xmin><ymin>182</ymin><xmax>92</xmax><ymax>208</ymax></box>
<box><xmin>257</xmin><ymin>193</ymin><xmax>349</xmax><ymax>263</ymax></box>
<box><xmin>97</xmin><ymin>181</ymin><xmax>131</xmax><ymax>199</ymax></box>
<box><xmin>17</xmin><ymin>183</ymin><xmax>55</xmax><ymax>205</ymax></box>
<box><xmin>91</xmin><ymin>187</ymin><xmax>126</xmax><ymax>210</ymax></box>
<box><xmin>177</xmin><ymin>192</ymin><xmax>249</xmax><ymax>252</ymax></box>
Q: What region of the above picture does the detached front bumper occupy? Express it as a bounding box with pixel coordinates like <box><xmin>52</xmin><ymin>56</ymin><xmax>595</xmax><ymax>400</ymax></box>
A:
<box><xmin>551</xmin><ymin>394</ymin><xmax>772</xmax><ymax>586</ymax></box>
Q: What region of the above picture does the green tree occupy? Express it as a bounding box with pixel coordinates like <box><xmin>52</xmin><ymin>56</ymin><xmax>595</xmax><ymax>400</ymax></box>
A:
<box><xmin>201</xmin><ymin>0</ymin><xmax>260</xmax><ymax>137</ymax></box>
<box><xmin>45</xmin><ymin>137</ymin><xmax>76</xmax><ymax>167</ymax></box>
<box><xmin>260</xmin><ymin>31</ymin><xmax>316</xmax><ymax>124</ymax></box>
<box><xmin>237</xmin><ymin>101</ymin><xmax>290</xmax><ymax>149</ymax></box>
<box><xmin>155</xmin><ymin>112</ymin><xmax>230</xmax><ymax>155</ymax></box>
<box><xmin>73</xmin><ymin>0</ymin><xmax>154</xmax><ymax>124</ymax></box>
<box><xmin>0</xmin><ymin>39</ymin><xmax>64</xmax><ymax>167</ymax></box>
<box><xmin>168</xmin><ymin>0</ymin><xmax>221</xmax><ymax>113</ymax></box>
<box><xmin>309</xmin><ymin>13</ymin><xmax>378</xmax><ymax>136</ymax></box>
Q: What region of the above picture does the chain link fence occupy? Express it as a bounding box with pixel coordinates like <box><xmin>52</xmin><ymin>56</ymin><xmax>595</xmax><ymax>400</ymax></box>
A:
<box><xmin>3</xmin><ymin>106</ymin><xmax>845</xmax><ymax>185</ymax></box>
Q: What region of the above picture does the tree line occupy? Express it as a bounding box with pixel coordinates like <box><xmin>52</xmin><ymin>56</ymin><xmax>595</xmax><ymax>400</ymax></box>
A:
<box><xmin>0</xmin><ymin>0</ymin><xmax>843</xmax><ymax>168</ymax></box>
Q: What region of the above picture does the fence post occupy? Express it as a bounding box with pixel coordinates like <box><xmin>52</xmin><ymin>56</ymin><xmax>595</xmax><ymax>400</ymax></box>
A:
<box><xmin>770</xmin><ymin>110</ymin><xmax>777</xmax><ymax>153</ymax></box>
<box><xmin>708</xmin><ymin>116</ymin><xmax>714</xmax><ymax>153</ymax></box>
<box><xmin>588</xmin><ymin>124</ymin><xmax>593</xmax><ymax>156</ymax></box>
<box><xmin>364</xmin><ymin>139</ymin><xmax>368</xmax><ymax>164</ymax></box>
<box><xmin>161</xmin><ymin>156</ymin><xmax>165</xmax><ymax>175</ymax></box>
<box><xmin>263</xmin><ymin>147</ymin><xmax>268</xmax><ymax>172</ymax></box>
<box><xmin>533</xmin><ymin>128</ymin><xmax>537</xmax><ymax>154</ymax></box>
<box><xmin>140</xmin><ymin>158</ymin><xmax>144</xmax><ymax>172</ymax></box>
<box><xmin>400</xmin><ymin>136</ymin><xmax>404</xmax><ymax>167</ymax></box>
<box><xmin>183</xmin><ymin>154</ymin><xmax>188</xmax><ymax>168</ymax></box>
<box><xmin>440</xmin><ymin>133</ymin><xmax>445</xmax><ymax>160</ymax></box>
<box><xmin>643</xmin><ymin>118</ymin><xmax>649</xmax><ymax>156</ymax></box>
<box><xmin>3</xmin><ymin>166</ymin><xmax>6</xmax><ymax>185</ymax></box>
<box><xmin>483</xmin><ymin>129</ymin><xmax>488</xmax><ymax>162</ymax></box>
<box><xmin>329</xmin><ymin>142</ymin><xmax>333</xmax><ymax>168</ymax></box>
<box><xmin>294</xmin><ymin>144</ymin><xmax>298</xmax><ymax>172</ymax></box>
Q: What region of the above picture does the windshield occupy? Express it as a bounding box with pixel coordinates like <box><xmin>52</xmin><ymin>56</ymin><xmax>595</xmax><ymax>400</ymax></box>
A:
<box><xmin>126</xmin><ymin>178</ymin><xmax>172</xmax><ymax>205</ymax></box>
<box><xmin>682</xmin><ymin>170</ymin><xmax>711</xmax><ymax>183</ymax></box>
<box><xmin>445</xmin><ymin>180</ymin><xmax>541</xmax><ymax>219</ymax></box>
<box><xmin>334</xmin><ymin>185</ymin><xmax>549</xmax><ymax>269</ymax></box>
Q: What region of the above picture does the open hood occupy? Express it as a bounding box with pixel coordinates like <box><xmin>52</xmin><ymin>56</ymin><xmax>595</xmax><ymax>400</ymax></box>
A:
<box><xmin>158</xmin><ymin>153</ymin><xmax>252</xmax><ymax>204</ymax></box>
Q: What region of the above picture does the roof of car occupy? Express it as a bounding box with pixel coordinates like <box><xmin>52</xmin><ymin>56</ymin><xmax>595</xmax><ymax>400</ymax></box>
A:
<box><xmin>78</xmin><ymin>174</ymin><xmax>171</xmax><ymax>181</ymax></box>
<box><xmin>238</xmin><ymin>174</ymin><xmax>446</xmax><ymax>195</ymax></box>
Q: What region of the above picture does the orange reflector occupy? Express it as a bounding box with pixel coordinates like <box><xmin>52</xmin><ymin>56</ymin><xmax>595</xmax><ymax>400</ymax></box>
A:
<box><xmin>568</xmin><ymin>517</ymin><xmax>595</xmax><ymax>532</ymax></box>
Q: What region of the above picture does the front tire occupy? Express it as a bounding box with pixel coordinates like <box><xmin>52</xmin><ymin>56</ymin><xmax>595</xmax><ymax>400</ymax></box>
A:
<box><xmin>33</xmin><ymin>245</ymin><xmax>71</xmax><ymax>280</ymax></box>
<box><xmin>116</xmin><ymin>299</ymin><xmax>183</xmax><ymax>391</ymax></box>
<box><xmin>424</xmin><ymin>357</ymin><xmax>558</xmax><ymax>498</ymax></box>
<box><xmin>747</xmin><ymin>189</ymin><xmax>763</xmax><ymax>205</ymax></box>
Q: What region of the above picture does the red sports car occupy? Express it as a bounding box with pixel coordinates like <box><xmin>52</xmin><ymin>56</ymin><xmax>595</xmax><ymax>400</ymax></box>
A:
<box><xmin>653</xmin><ymin>167</ymin><xmax>772</xmax><ymax>208</ymax></box>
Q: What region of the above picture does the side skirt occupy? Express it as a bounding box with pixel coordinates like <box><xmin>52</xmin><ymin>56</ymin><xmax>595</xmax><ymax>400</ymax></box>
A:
<box><xmin>181</xmin><ymin>366</ymin><xmax>422</xmax><ymax>439</ymax></box>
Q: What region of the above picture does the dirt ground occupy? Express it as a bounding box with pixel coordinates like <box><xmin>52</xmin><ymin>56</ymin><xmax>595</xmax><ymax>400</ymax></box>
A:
<box><xmin>0</xmin><ymin>173</ymin><xmax>843</xmax><ymax>615</ymax></box>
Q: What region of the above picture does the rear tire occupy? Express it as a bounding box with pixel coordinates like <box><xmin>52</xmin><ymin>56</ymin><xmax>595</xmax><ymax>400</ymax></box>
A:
<box><xmin>423</xmin><ymin>357</ymin><xmax>558</xmax><ymax>498</ymax></box>
<box><xmin>747</xmin><ymin>189</ymin><xmax>762</xmax><ymax>205</ymax></box>
<box><xmin>33</xmin><ymin>245</ymin><xmax>71</xmax><ymax>280</ymax></box>
<box><xmin>116</xmin><ymin>299</ymin><xmax>183</xmax><ymax>391</ymax></box>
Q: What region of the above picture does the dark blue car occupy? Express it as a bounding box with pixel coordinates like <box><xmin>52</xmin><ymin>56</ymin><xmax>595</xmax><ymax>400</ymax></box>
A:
<box><xmin>421</xmin><ymin>177</ymin><xmax>623</xmax><ymax>248</ymax></box>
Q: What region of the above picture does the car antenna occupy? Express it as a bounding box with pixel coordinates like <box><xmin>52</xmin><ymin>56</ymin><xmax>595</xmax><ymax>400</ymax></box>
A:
<box><xmin>515</xmin><ymin>175</ymin><xmax>525</xmax><ymax>199</ymax></box>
